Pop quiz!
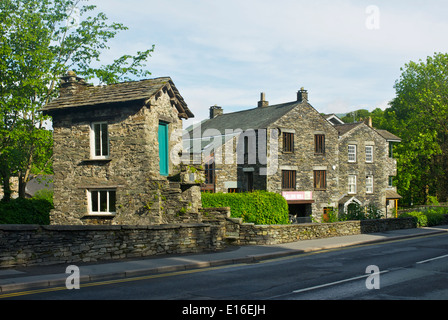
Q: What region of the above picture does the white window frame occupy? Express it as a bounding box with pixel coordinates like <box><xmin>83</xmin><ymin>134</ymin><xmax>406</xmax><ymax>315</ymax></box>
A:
<box><xmin>348</xmin><ymin>145</ymin><xmax>357</xmax><ymax>163</ymax></box>
<box><xmin>87</xmin><ymin>189</ymin><xmax>116</xmax><ymax>215</ymax></box>
<box><xmin>365</xmin><ymin>146</ymin><xmax>374</xmax><ymax>163</ymax></box>
<box><xmin>90</xmin><ymin>122</ymin><xmax>109</xmax><ymax>159</ymax></box>
<box><xmin>348</xmin><ymin>175</ymin><xmax>357</xmax><ymax>194</ymax></box>
<box><xmin>366</xmin><ymin>175</ymin><xmax>374</xmax><ymax>194</ymax></box>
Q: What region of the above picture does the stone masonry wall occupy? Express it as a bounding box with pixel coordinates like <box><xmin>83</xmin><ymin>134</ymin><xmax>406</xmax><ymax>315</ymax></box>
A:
<box><xmin>50</xmin><ymin>87</ymin><xmax>187</xmax><ymax>225</ymax></box>
<box><xmin>0</xmin><ymin>223</ymin><xmax>222</xmax><ymax>268</ymax></box>
<box><xmin>0</xmin><ymin>217</ymin><xmax>416</xmax><ymax>268</ymax></box>
<box><xmin>269</xmin><ymin>102</ymin><xmax>340</xmax><ymax>218</ymax></box>
<box><xmin>237</xmin><ymin>217</ymin><xmax>416</xmax><ymax>245</ymax></box>
<box><xmin>338</xmin><ymin>123</ymin><xmax>392</xmax><ymax>214</ymax></box>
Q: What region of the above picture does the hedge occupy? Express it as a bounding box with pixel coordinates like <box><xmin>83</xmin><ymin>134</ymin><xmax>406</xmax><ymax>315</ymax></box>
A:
<box><xmin>398</xmin><ymin>207</ymin><xmax>448</xmax><ymax>227</ymax></box>
<box><xmin>0</xmin><ymin>198</ymin><xmax>52</xmax><ymax>225</ymax></box>
<box><xmin>201</xmin><ymin>191</ymin><xmax>289</xmax><ymax>225</ymax></box>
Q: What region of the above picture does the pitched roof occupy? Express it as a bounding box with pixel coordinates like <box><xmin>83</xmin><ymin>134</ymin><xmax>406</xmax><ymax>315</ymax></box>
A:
<box><xmin>193</xmin><ymin>101</ymin><xmax>300</xmax><ymax>135</ymax></box>
<box><xmin>375</xmin><ymin>129</ymin><xmax>401</xmax><ymax>142</ymax></box>
<box><xmin>334</xmin><ymin>122</ymin><xmax>401</xmax><ymax>142</ymax></box>
<box><xmin>42</xmin><ymin>76</ymin><xmax>194</xmax><ymax>118</ymax></box>
<box><xmin>333</xmin><ymin>122</ymin><xmax>363</xmax><ymax>136</ymax></box>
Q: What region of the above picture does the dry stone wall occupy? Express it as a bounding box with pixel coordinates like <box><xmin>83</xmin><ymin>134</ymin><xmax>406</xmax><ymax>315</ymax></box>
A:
<box><xmin>0</xmin><ymin>215</ymin><xmax>416</xmax><ymax>268</ymax></box>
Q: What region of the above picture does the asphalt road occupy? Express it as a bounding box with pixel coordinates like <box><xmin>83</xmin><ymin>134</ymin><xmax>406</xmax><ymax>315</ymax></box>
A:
<box><xmin>4</xmin><ymin>232</ymin><xmax>448</xmax><ymax>302</ymax></box>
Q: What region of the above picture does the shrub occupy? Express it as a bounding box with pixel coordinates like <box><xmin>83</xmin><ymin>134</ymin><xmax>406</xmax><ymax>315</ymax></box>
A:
<box><xmin>0</xmin><ymin>198</ymin><xmax>52</xmax><ymax>225</ymax></box>
<box><xmin>201</xmin><ymin>191</ymin><xmax>289</xmax><ymax>225</ymax></box>
<box><xmin>399</xmin><ymin>207</ymin><xmax>447</xmax><ymax>227</ymax></box>
<box><xmin>33</xmin><ymin>189</ymin><xmax>54</xmax><ymax>206</ymax></box>
<box><xmin>399</xmin><ymin>211</ymin><xmax>428</xmax><ymax>227</ymax></box>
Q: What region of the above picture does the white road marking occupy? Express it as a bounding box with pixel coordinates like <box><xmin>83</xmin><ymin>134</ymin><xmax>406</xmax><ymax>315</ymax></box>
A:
<box><xmin>416</xmin><ymin>254</ymin><xmax>448</xmax><ymax>264</ymax></box>
<box><xmin>292</xmin><ymin>270</ymin><xmax>389</xmax><ymax>294</ymax></box>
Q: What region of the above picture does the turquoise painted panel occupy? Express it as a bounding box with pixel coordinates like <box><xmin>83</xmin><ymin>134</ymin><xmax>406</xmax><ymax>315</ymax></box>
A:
<box><xmin>158</xmin><ymin>122</ymin><xmax>169</xmax><ymax>176</ymax></box>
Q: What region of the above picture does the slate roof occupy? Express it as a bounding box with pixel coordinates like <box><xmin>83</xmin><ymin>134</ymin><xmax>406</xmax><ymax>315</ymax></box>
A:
<box><xmin>42</xmin><ymin>76</ymin><xmax>194</xmax><ymax>118</ymax></box>
<box><xmin>375</xmin><ymin>129</ymin><xmax>401</xmax><ymax>142</ymax></box>
<box><xmin>193</xmin><ymin>101</ymin><xmax>300</xmax><ymax>135</ymax></box>
<box><xmin>334</xmin><ymin>122</ymin><xmax>401</xmax><ymax>142</ymax></box>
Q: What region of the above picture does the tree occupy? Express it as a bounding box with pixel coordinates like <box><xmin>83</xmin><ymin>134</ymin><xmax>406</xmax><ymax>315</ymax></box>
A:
<box><xmin>389</xmin><ymin>52</ymin><xmax>448</xmax><ymax>204</ymax></box>
<box><xmin>0</xmin><ymin>0</ymin><xmax>154</xmax><ymax>201</ymax></box>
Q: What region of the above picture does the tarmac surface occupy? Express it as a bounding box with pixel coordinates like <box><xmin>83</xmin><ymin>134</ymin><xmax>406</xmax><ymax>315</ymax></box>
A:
<box><xmin>1</xmin><ymin>225</ymin><xmax>448</xmax><ymax>294</ymax></box>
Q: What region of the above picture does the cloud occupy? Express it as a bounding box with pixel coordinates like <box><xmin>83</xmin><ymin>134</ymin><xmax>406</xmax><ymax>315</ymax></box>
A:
<box><xmin>91</xmin><ymin>0</ymin><xmax>448</xmax><ymax>122</ymax></box>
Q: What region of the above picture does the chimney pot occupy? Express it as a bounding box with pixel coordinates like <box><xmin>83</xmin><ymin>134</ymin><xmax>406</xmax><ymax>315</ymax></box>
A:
<box><xmin>297</xmin><ymin>87</ymin><xmax>308</xmax><ymax>103</ymax></box>
<box><xmin>258</xmin><ymin>92</ymin><xmax>269</xmax><ymax>108</ymax></box>
<box><xmin>209</xmin><ymin>105</ymin><xmax>223</xmax><ymax>119</ymax></box>
<box><xmin>364</xmin><ymin>116</ymin><xmax>373</xmax><ymax>127</ymax></box>
<box><xmin>60</xmin><ymin>71</ymin><xmax>87</xmax><ymax>96</ymax></box>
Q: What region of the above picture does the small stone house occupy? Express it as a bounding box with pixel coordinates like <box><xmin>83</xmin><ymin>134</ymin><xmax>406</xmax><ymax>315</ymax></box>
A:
<box><xmin>334</xmin><ymin>119</ymin><xmax>402</xmax><ymax>218</ymax></box>
<box><xmin>184</xmin><ymin>88</ymin><xmax>401</xmax><ymax>222</ymax></box>
<box><xmin>42</xmin><ymin>71</ymin><xmax>202</xmax><ymax>225</ymax></box>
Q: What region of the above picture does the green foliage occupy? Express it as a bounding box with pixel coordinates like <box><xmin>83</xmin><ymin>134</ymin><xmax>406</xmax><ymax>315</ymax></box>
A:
<box><xmin>0</xmin><ymin>0</ymin><xmax>154</xmax><ymax>200</ymax></box>
<box><xmin>33</xmin><ymin>189</ymin><xmax>54</xmax><ymax>206</ymax></box>
<box><xmin>0</xmin><ymin>198</ymin><xmax>52</xmax><ymax>224</ymax></box>
<box><xmin>337</xmin><ymin>203</ymin><xmax>384</xmax><ymax>222</ymax></box>
<box><xmin>201</xmin><ymin>191</ymin><xmax>290</xmax><ymax>225</ymax></box>
<box><xmin>399</xmin><ymin>207</ymin><xmax>447</xmax><ymax>227</ymax></box>
<box><xmin>388</xmin><ymin>52</ymin><xmax>448</xmax><ymax>205</ymax></box>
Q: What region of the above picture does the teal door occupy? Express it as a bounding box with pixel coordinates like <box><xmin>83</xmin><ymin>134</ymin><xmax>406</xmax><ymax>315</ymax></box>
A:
<box><xmin>158</xmin><ymin>121</ymin><xmax>169</xmax><ymax>176</ymax></box>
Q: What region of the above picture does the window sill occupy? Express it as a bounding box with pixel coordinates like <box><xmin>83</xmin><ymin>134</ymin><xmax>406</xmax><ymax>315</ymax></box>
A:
<box><xmin>82</xmin><ymin>159</ymin><xmax>112</xmax><ymax>163</ymax></box>
<box><xmin>82</xmin><ymin>213</ymin><xmax>116</xmax><ymax>219</ymax></box>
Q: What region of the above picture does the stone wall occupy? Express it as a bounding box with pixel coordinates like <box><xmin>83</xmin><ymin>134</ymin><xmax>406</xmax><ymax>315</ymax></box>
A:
<box><xmin>269</xmin><ymin>102</ymin><xmax>340</xmax><ymax>218</ymax></box>
<box><xmin>237</xmin><ymin>217</ymin><xmax>416</xmax><ymax>245</ymax></box>
<box><xmin>0</xmin><ymin>213</ymin><xmax>416</xmax><ymax>268</ymax></box>
<box><xmin>50</xmin><ymin>88</ymin><xmax>192</xmax><ymax>225</ymax></box>
<box><xmin>0</xmin><ymin>223</ymin><xmax>223</xmax><ymax>268</ymax></box>
<box><xmin>337</xmin><ymin>122</ymin><xmax>392</xmax><ymax>214</ymax></box>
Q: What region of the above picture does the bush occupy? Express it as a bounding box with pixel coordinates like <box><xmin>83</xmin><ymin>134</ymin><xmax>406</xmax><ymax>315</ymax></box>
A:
<box><xmin>202</xmin><ymin>191</ymin><xmax>289</xmax><ymax>225</ymax></box>
<box><xmin>0</xmin><ymin>198</ymin><xmax>52</xmax><ymax>225</ymax></box>
<box><xmin>399</xmin><ymin>211</ymin><xmax>428</xmax><ymax>227</ymax></box>
<box><xmin>33</xmin><ymin>189</ymin><xmax>54</xmax><ymax>206</ymax></box>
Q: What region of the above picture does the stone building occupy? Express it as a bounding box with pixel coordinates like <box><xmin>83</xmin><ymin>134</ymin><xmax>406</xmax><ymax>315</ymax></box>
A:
<box><xmin>42</xmin><ymin>71</ymin><xmax>202</xmax><ymax>225</ymax></box>
<box><xmin>334</xmin><ymin>118</ymin><xmax>402</xmax><ymax>218</ymax></box>
<box><xmin>184</xmin><ymin>89</ymin><xmax>401</xmax><ymax>222</ymax></box>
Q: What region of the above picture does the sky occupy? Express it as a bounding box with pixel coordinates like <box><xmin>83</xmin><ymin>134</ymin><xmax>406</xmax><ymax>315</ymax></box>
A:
<box><xmin>91</xmin><ymin>0</ymin><xmax>448</xmax><ymax>128</ymax></box>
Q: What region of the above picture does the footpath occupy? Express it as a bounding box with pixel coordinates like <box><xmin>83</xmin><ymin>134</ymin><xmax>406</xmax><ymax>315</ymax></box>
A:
<box><xmin>1</xmin><ymin>225</ymin><xmax>448</xmax><ymax>294</ymax></box>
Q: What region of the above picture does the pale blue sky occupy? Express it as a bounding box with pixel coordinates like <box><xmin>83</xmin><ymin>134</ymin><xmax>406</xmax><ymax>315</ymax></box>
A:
<box><xmin>92</xmin><ymin>0</ymin><xmax>448</xmax><ymax>128</ymax></box>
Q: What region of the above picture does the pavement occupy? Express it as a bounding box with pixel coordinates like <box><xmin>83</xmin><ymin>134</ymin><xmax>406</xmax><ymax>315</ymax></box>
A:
<box><xmin>1</xmin><ymin>225</ymin><xmax>448</xmax><ymax>294</ymax></box>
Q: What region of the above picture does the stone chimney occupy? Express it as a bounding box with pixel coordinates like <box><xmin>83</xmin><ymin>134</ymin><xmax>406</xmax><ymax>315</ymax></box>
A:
<box><xmin>364</xmin><ymin>116</ymin><xmax>373</xmax><ymax>127</ymax></box>
<box><xmin>297</xmin><ymin>87</ymin><xmax>308</xmax><ymax>103</ymax></box>
<box><xmin>209</xmin><ymin>105</ymin><xmax>223</xmax><ymax>119</ymax></box>
<box><xmin>258</xmin><ymin>92</ymin><xmax>269</xmax><ymax>108</ymax></box>
<box><xmin>60</xmin><ymin>71</ymin><xmax>88</xmax><ymax>96</ymax></box>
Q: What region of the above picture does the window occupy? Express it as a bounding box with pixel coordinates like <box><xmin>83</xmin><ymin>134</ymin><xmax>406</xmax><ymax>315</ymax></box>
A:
<box><xmin>314</xmin><ymin>134</ymin><xmax>325</xmax><ymax>154</ymax></box>
<box><xmin>348</xmin><ymin>175</ymin><xmax>357</xmax><ymax>194</ymax></box>
<box><xmin>204</xmin><ymin>160</ymin><xmax>215</xmax><ymax>185</ymax></box>
<box><xmin>348</xmin><ymin>145</ymin><xmax>356</xmax><ymax>162</ymax></box>
<box><xmin>88</xmin><ymin>189</ymin><xmax>116</xmax><ymax>214</ymax></box>
<box><xmin>388</xmin><ymin>176</ymin><xmax>394</xmax><ymax>188</ymax></box>
<box><xmin>366</xmin><ymin>175</ymin><xmax>373</xmax><ymax>193</ymax></box>
<box><xmin>314</xmin><ymin>170</ymin><xmax>327</xmax><ymax>190</ymax></box>
<box><xmin>282</xmin><ymin>170</ymin><xmax>296</xmax><ymax>190</ymax></box>
<box><xmin>245</xmin><ymin>171</ymin><xmax>254</xmax><ymax>192</ymax></box>
<box><xmin>283</xmin><ymin>132</ymin><xmax>294</xmax><ymax>153</ymax></box>
<box><xmin>365</xmin><ymin>146</ymin><xmax>373</xmax><ymax>163</ymax></box>
<box><xmin>91</xmin><ymin>122</ymin><xmax>109</xmax><ymax>159</ymax></box>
